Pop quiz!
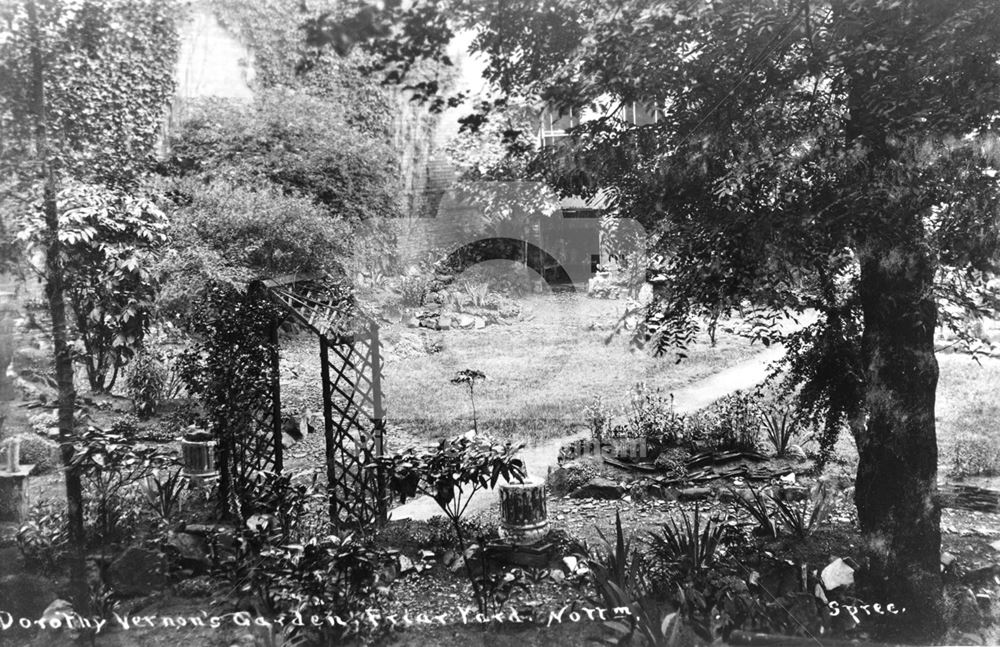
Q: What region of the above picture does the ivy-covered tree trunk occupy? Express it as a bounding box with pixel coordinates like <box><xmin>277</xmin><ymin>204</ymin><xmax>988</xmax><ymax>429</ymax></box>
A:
<box><xmin>856</xmin><ymin>234</ymin><xmax>942</xmax><ymax>642</ymax></box>
<box><xmin>26</xmin><ymin>0</ymin><xmax>88</xmax><ymax>612</ymax></box>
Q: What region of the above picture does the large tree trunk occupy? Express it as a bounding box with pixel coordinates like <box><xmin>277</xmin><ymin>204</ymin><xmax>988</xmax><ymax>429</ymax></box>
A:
<box><xmin>856</xmin><ymin>237</ymin><xmax>942</xmax><ymax>643</ymax></box>
<box><xmin>26</xmin><ymin>0</ymin><xmax>88</xmax><ymax>613</ymax></box>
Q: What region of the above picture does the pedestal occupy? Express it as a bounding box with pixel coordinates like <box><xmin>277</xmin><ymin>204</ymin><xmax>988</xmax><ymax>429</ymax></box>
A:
<box><xmin>498</xmin><ymin>476</ymin><xmax>548</xmax><ymax>544</ymax></box>
<box><xmin>0</xmin><ymin>465</ymin><xmax>34</xmax><ymax>522</ymax></box>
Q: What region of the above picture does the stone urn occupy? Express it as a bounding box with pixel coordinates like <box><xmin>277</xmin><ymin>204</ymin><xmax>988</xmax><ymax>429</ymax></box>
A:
<box><xmin>498</xmin><ymin>476</ymin><xmax>549</xmax><ymax>544</ymax></box>
<box><xmin>180</xmin><ymin>429</ymin><xmax>217</xmax><ymax>482</ymax></box>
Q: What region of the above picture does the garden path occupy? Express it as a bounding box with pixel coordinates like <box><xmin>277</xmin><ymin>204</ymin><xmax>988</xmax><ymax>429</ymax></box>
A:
<box><xmin>388</xmin><ymin>344</ymin><xmax>784</xmax><ymax>521</ymax></box>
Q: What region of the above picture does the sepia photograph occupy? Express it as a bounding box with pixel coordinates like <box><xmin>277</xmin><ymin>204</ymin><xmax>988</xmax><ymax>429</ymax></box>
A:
<box><xmin>1</xmin><ymin>0</ymin><xmax>1000</xmax><ymax>645</ymax></box>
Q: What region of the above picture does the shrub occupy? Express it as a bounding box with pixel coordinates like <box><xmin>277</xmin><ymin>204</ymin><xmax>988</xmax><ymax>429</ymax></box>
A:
<box><xmin>219</xmin><ymin>529</ymin><xmax>386</xmax><ymax>644</ymax></box>
<box><xmin>772</xmin><ymin>483</ymin><xmax>834</xmax><ymax>539</ymax></box>
<box><xmin>758</xmin><ymin>401</ymin><xmax>801</xmax><ymax>457</ymax></box>
<box><xmin>376</xmin><ymin>434</ymin><xmax>525</xmax><ymax>614</ymax></box>
<box><xmin>163</xmin><ymin>177</ymin><xmax>350</xmax><ymax>281</ymax></box>
<box><xmin>648</xmin><ymin>505</ymin><xmax>727</xmax><ymax>570</ymax></box>
<box><xmin>143</xmin><ymin>468</ymin><xmax>187</xmax><ymax>523</ymax></box>
<box><xmin>124</xmin><ymin>348</ymin><xmax>167</xmax><ymax>418</ymax></box>
<box><xmin>546</xmin><ymin>457</ymin><xmax>602</xmax><ymax>496</ymax></box>
<box><xmin>1</xmin><ymin>434</ymin><xmax>60</xmax><ymax>475</ymax></box>
<box><xmin>951</xmin><ymin>433</ymin><xmax>1000</xmax><ymax>478</ymax></box>
<box><xmin>167</xmin><ymin>91</ymin><xmax>400</xmax><ymax>223</ymax></box>
<box><xmin>16</xmin><ymin>500</ymin><xmax>70</xmax><ymax>572</ymax></box>
<box><xmin>728</xmin><ymin>483</ymin><xmax>779</xmax><ymax>538</ymax></box>
<box><xmin>70</xmin><ymin>427</ymin><xmax>177</xmax><ymax>547</ymax></box>
<box><xmin>108</xmin><ymin>413</ymin><xmax>141</xmax><ymax>439</ymax></box>
<box><xmin>27</xmin><ymin>411</ymin><xmax>57</xmax><ymax>436</ymax></box>
<box><xmin>682</xmin><ymin>392</ymin><xmax>761</xmax><ymax>452</ymax></box>
<box><xmin>586</xmin><ymin>511</ymin><xmax>690</xmax><ymax>647</ymax></box>
<box><xmin>398</xmin><ymin>275</ymin><xmax>428</xmax><ymax>307</ymax></box>
<box><xmin>712</xmin><ymin>393</ymin><xmax>760</xmax><ymax>452</ymax></box>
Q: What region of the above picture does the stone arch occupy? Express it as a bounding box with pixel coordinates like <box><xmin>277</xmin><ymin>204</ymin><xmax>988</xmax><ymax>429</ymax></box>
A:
<box><xmin>436</xmin><ymin>237</ymin><xmax>576</xmax><ymax>290</ymax></box>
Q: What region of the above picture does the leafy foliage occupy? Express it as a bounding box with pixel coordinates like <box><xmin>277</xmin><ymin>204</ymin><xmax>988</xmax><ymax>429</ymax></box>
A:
<box><xmin>756</xmin><ymin>397</ymin><xmax>803</xmax><ymax>457</ymax></box>
<box><xmin>771</xmin><ymin>485</ymin><xmax>835</xmax><ymax>539</ymax></box>
<box><xmin>208</xmin><ymin>468</ymin><xmax>386</xmax><ymax>644</ymax></box>
<box><xmin>165</xmin><ymin>91</ymin><xmax>399</xmax><ymax>223</ymax></box>
<box><xmin>648</xmin><ymin>505</ymin><xmax>727</xmax><ymax>571</ymax></box>
<box><xmin>16</xmin><ymin>500</ymin><xmax>70</xmax><ymax>573</ymax></box>
<box><xmin>124</xmin><ymin>348</ymin><xmax>168</xmax><ymax>418</ymax></box>
<box><xmin>316</xmin><ymin>4</ymin><xmax>1000</xmax><ymax>631</ymax></box>
<box><xmin>730</xmin><ymin>482</ymin><xmax>833</xmax><ymax>540</ymax></box>
<box><xmin>178</xmin><ymin>283</ymin><xmax>282</xmax><ymax>515</ymax></box>
<box><xmin>155</xmin><ymin>176</ymin><xmax>349</xmax><ymax>317</ymax></box>
<box><xmin>398</xmin><ymin>275</ymin><xmax>429</xmax><ymax>307</ymax></box>
<box><xmin>143</xmin><ymin>467</ymin><xmax>187</xmax><ymax>523</ymax></box>
<box><xmin>16</xmin><ymin>181</ymin><xmax>169</xmax><ymax>392</ymax></box>
<box><xmin>951</xmin><ymin>433</ymin><xmax>1000</xmax><ymax>478</ymax></box>
<box><xmin>728</xmin><ymin>484</ymin><xmax>779</xmax><ymax>539</ymax></box>
<box><xmin>377</xmin><ymin>433</ymin><xmax>524</xmax><ymax>612</ymax></box>
<box><xmin>0</xmin><ymin>0</ymin><xmax>179</xmax><ymax>186</ymax></box>
<box><xmin>70</xmin><ymin>426</ymin><xmax>177</xmax><ymax>546</ymax></box>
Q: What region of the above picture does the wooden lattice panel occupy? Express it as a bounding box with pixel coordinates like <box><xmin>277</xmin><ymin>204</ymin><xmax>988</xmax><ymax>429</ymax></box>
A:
<box><xmin>260</xmin><ymin>276</ymin><xmax>387</xmax><ymax>529</ymax></box>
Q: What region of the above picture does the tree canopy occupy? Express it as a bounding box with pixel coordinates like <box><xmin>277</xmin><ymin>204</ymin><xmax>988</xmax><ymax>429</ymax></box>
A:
<box><xmin>312</xmin><ymin>0</ymin><xmax>1000</xmax><ymax>640</ymax></box>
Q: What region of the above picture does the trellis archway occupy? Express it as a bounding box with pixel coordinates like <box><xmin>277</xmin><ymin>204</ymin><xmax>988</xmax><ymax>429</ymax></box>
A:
<box><xmin>245</xmin><ymin>274</ymin><xmax>388</xmax><ymax>528</ymax></box>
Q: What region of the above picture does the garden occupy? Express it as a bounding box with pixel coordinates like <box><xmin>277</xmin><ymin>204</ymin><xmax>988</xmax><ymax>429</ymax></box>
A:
<box><xmin>3</xmin><ymin>1</ymin><xmax>1000</xmax><ymax>647</ymax></box>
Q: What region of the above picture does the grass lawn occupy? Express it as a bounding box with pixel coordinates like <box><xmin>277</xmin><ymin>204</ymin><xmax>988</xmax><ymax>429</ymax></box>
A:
<box><xmin>377</xmin><ymin>292</ymin><xmax>767</xmax><ymax>444</ymax></box>
<box><xmin>935</xmin><ymin>351</ymin><xmax>1000</xmax><ymax>483</ymax></box>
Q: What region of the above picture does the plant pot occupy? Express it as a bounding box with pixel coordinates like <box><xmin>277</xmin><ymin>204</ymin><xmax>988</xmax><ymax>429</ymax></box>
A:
<box><xmin>180</xmin><ymin>437</ymin><xmax>217</xmax><ymax>479</ymax></box>
<box><xmin>498</xmin><ymin>476</ymin><xmax>548</xmax><ymax>545</ymax></box>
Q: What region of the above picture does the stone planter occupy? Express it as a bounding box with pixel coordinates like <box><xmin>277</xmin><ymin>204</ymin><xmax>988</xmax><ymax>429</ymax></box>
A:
<box><xmin>0</xmin><ymin>437</ymin><xmax>31</xmax><ymax>522</ymax></box>
<box><xmin>180</xmin><ymin>434</ymin><xmax>217</xmax><ymax>482</ymax></box>
<box><xmin>498</xmin><ymin>476</ymin><xmax>548</xmax><ymax>544</ymax></box>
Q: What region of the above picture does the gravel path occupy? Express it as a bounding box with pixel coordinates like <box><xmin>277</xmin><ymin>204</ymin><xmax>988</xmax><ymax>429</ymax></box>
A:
<box><xmin>389</xmin><ymin>344</ymin><xmax>784</xmax><ymax>521</ymax></box>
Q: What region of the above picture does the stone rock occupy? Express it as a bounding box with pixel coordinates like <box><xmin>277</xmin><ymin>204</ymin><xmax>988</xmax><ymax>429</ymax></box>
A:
<box><xmin>569</xmin><ymin>477</ymin><xmax>625</xmax><ymax>500</ymax></box>
<box><xmin>820</xmin><ymin>558</ymin><xmax>855</xmax><ymax>591</ymax></box>
<box><xmin>437</xmin><ymin>315</ymin><xmax>452</xmax><ymax>330</ymax></box>
<box><xmin>419</xmin><ymin>317</ymin><xmax>439</xmax><ymax>330</ymax></box>
<box><xmin>678</xmin><ymin>487</ymin><xmax>712</xmax><ymax>501</ymax></box>
<box><xmin>41</xmin><ymin>599</ymin><xmax>74</xmax><ymax>624</ymax></box>
<box><xmin>109</xmin><ymin>547</ymin><xmax>167</xmax><ymax>597</ymax></box>
<box><xmin>989</xmin><ymin>539</ymin><xmax>1000</xmax><ymax>552</ymax></box>
<box><xmin>406</xmin><ymin>317</ymin><xmax>420</xmax><ymax>329</ymax></box>
<box><xmin>456</xmin><ymin>314</ymin><xmax>476</xmax><ymax>329</ymax></box>
<box><xmin>786</xmin><ymin>444</ymin><xmax>808</xmax><ymax>460</ymax></box>
<box><xmin>562</xmin><ymin>556</ymin><xmax>579</xmax><ymax>573</ymax></box>
<box><xmin>397</xmin><ymin>555</ymin><xmax>415</xmax><ymax>574</ymax></box>
<box><xmin>474</xmin><ymin>316</ymin><xmax>486</xmax><ymax>329</ymax></box>
<box><xmin>627</xmin><ymin>480</ymin><xmax>656</xmax><ymax>502</ymax></box>
<box><xmin>941</xmin><ymin>551</ymin><xmax>958</xmax><ymax>571</ymax></box>
<box><xmin>165</xmin><ymin>531</ymin><xmax>211</xmax><ymax>572</ymax></box>
<box><xmin>777</xmin><ymin>485</ymin><xmax>809</xmax><ymax>502</ymax></box>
